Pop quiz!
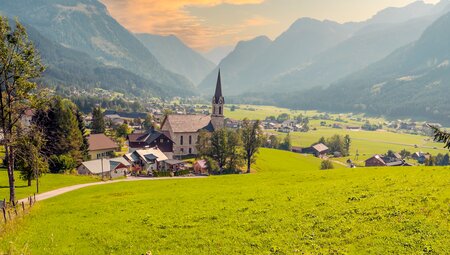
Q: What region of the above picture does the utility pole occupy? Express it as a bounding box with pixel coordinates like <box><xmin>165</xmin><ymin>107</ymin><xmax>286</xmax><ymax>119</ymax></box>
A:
<box><xmin>101</xmin><ymin>157</ymin><xmax>104</xmax><ymax>181</ymax></box>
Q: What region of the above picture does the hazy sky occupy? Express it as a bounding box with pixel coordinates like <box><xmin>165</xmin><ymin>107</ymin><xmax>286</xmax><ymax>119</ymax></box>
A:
<box><xmin>100</xmin><ymin>0</ymin><xmax>440</xmax><ymax>52</ymax></box>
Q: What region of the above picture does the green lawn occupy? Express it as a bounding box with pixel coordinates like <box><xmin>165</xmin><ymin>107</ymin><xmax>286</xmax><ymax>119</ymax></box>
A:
<box><xmin>1</xmin><ymin>149</ymin><xmax>450</xmax><ymax>254</ymax></box>
<box><xmin>0</xmin><ymin>169</ymin><xmax>99</xmax><ymax>201</ymax></box>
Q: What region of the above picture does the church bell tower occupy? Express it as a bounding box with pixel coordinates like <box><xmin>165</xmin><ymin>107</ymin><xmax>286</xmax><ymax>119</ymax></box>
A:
<box><xmin>211</xmin><ymin>70</ymin><xmax>225</xmax><ymax>130</ymax></box>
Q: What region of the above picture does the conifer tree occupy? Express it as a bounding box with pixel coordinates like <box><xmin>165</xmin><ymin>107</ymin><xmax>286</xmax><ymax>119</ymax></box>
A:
<box><xmin>92</xmin><ymin>106</ymin><xmax>105</xmax><ymax>134</ymax></box>
<box><xmin>76</xmin><ymin>109</ymin><xmax>90</xmax><ymax>161</ymax></box>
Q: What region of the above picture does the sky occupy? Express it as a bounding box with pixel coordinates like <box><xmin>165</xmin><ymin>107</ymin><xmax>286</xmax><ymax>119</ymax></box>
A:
<box><xmin>100</xmin><ymin>0</ymin><xmax>440</xmax><ymax>52</ymax></box>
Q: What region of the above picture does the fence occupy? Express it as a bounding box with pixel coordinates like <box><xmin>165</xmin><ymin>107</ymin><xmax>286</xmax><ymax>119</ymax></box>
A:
<box><xmin>0</xmin><ymin>194</ymin><xmax>36</xmax><ymax>225</ymax></box>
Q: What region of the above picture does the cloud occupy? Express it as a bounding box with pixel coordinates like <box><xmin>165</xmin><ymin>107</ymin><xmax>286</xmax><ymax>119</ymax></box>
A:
<box><xmin>100</xmin><ymin>0</ymin><xmax>266</xmax><ymax>51</ymax></box>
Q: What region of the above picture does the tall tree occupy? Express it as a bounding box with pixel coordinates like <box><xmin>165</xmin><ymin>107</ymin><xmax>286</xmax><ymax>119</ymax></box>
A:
<box><xmin>209</xmin><ymin>129</ymin><xmax>229</xmax><ymax>170</ymax></box>
<box><xmin>196</xmin><ymin>130</ymin><xmax>212</xmax><ymax>158</ymax></box>
<box><xmin>279</xmin><ymin>133</ymin><xmax>292</xmax><ymax>151</ymax></box>
<box><xmin>15</xmin><ymin>125</ymin><xmax>48</xmax><ymax>189</ymax></box>
<box><xmin>241</xmin><ymin>119</ymin><xmax>263</xmax><ymax>174</ymax></box>
<box><xmin>226</xmin><ymin>129</ymin><xmax>243</xmax><ymax>170</ymax></box>
<box><xmin>344</xmin><ymin>135</ymin><xmax>351</xmax><ymax>154</ymax></box>
<box><xmin>92</xmin><ymin>106</ymin><xmax>105</xmax><ymax>134</ymax></box>
<box><xmin>76</xmin><ymin>109</ymin><xmax>90</xmax><ymax>161</ymax></box>
<box><xmin>142</xmin><ymin>114</ymin><xmax>153</xmax><ymax>130</ymax></box>
<box><xmin>34</xmin><ymin>97</ymin><xmax>84</xmax><ymax>163</ymax></box>
<box><xmin>0</xmin><ymin>18</ymin><xmax>45</xmax><ymax>201</ymax></box>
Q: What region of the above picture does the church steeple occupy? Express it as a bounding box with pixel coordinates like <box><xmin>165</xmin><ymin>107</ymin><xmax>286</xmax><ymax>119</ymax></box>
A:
<box><xmin>213</xmin><ymin>69</ymin><xmax>224</xmax><ymax>104</ymax></box>
<box><xmin>211</xmin><ymin>69</ymin><xmax>225</xmax><ymax>130</ymax></box>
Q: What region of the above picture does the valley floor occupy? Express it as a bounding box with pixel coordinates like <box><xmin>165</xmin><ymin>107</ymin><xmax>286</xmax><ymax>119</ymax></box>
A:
<box><xmin>1</xmin><ymin>149</ymin><xmax>450</xmax><ymax>254</ymax></box>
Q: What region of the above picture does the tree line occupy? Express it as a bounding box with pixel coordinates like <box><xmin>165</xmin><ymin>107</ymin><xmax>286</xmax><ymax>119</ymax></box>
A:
<box><xmin>196</xmin><ymin>119</ymin><xmax>263</xmax><ymax>174</ymax></box>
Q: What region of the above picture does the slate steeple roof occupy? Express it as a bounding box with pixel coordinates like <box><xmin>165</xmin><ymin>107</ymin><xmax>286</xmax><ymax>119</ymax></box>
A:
<box><xmin>213</xmin><ymin>69</ymin><xmax>223</xmax><ymax>104</ymax></box>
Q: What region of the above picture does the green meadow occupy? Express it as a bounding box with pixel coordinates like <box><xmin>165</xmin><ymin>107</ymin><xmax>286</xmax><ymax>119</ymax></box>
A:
<box><xmin>1</xmin><ymin>149</ymin><xmax>450</xmax><ymax>254</ymax></box>
<box><xmin>0</xmin><ymin>169</ymin><xmax>99</xmax><ymax>201</ymax></box>
<box><xmin>275</xmin><ymin>128</ymin><xmax>446</xmax><ymax>155</ymax></box>
<box><xmin>225</xmin><ymin>104</ymin><xmax>446</xmax><ymax>162</ymax></box>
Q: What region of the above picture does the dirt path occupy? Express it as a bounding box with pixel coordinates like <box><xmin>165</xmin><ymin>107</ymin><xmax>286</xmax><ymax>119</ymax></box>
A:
<box><xmin>18</xmin><ymin>176</ymin><xmax>206</xmax><ymax>204</ymax></box>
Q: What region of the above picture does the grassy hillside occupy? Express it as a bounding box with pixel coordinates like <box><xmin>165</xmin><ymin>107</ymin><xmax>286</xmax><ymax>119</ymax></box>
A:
<box><xmin>0</xmin><ymin>169</ymin><xmax>99</xmax><ymax>201</ymax></box>
<box><xmin>1</xmin><ymin>149</ymin><xmax>450</xmax><ymax>254</ymax></box>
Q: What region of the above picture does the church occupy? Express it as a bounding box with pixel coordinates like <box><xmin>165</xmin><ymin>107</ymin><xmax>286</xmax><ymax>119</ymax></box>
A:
<box><xmin>160</xmin><ymin>71</ymin><xmax>225</xmax><ymax>157</ymax></box>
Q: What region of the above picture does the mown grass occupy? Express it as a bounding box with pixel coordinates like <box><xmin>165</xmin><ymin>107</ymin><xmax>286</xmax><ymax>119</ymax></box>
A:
<box><xmin>0</xmin><ymin>169</ymin><xmax>99</xmax><ymax>201</ymax></box>
<box><xmin>1</xmin><ymin>149</ymin><xmax>450</xmax><ymax>254</ymax></box>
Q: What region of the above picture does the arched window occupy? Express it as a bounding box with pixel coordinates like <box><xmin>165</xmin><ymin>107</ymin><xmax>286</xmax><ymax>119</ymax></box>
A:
<box><xmin>219</xmin><ymin>106</ymin><xmax>222</xmax><ymax>115</ymax></box>
<box><xmin>180</xmin><ymin>136</ymin><xmax>184</xmax><ymax>145</ymax></box>
<box><xmin>189</xmin><ymin>135</ymin><xmax>192</xmax><ymax>144</ymax></box>
<box><xmin>189</xmin><ymin>148</ymin><xmax>192</xmax><ymax>154</ymax></box>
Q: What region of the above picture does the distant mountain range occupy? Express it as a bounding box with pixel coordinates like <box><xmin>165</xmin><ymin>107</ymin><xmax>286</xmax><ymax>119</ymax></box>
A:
<box><xmin>199</xmin><ymin>36</ymin><xmax>272</xmax><ymax>95</ymax></box>
<box><xmin>201</xmin><ymin>0</ymin><xmax>450</xmax><ymax>95</ymax></box>
<box><xmin>25</xmin><ymin>25</ymin><xmax>167</xmax><ymax>97</ymax></box>
<box><xmin>2</xmin><ymin>0</ymin><xmax>450</xmax><ymax>123</ymax></box>
<box><xmin>136</xmin><ymin>34</ymin><xmax>215</xmax><ymax>85</ymax></box>
<box><xmin>278</xmin><ymin>10</ymin><xmax>450</xmax><ymax>123</ymax></box>
<box><xmin>0</xmin><ymin>0</ymin><xmax>195</xmax><ymax>96</ymax></box>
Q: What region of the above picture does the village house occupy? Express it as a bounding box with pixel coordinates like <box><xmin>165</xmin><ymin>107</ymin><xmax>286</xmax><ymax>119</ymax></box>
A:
<box><xmin>412</xmin><ymin>152</ymin><xmax>431</xmax><ymax>164</ymax></box>
<box><xmin>365</xmin><ymin>154</ymin><xmax>412</xmax><ymax>167</ymax></box>
<box><xmin>160</xmin><ymin>71</ymin><xmax>225</xmax><ymax>157</ymax></box>
<box><xmin>291</xmin><ymin>146</ymin><xmax>302</xmax><ymax>153</ymax></box>
<box><xmin>365</xmin><ymin>155</ymin><xmax>387</xmax><ymax>167</ymax></box>
<box><xmin>87</xmin><ymin>133</ymin><xmax>119</xmax><ymax>160</ymax></box>
<box><xmin>302</xmin><ymin>143</ymin><xmax>329</xmax><ymax>158</ymax></box>
<box><xmin>127</xmin><ymin>127</ymin><xmax>174</xmax><ymax>154</ymax></box>
<box><xmin>193</xmin><ymin>159</ymin><xmax>208</xmax><ymax>174</ymax></box>
<box><xmin>124</xmin><ymin>147</ymin><xmax>169</xmax><ymax>173</ymax></box>
<box><xmin>163</xmin><ymin>159</ymin><xmax>186</xmax><ymax>172</ymax></box>
<box><xmin>77</xmin><ymin>157</ymin><xmax>131</xmax><ymax>178</ymax></box>
<box><xmin>225</xmin><ymin>118</ymin><xmax>241</xmax><ymax>129</ymax></box>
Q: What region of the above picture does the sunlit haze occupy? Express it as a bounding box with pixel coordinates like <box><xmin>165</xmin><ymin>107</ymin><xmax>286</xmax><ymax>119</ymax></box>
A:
<box><xmin>100</xmin><ymin>0</ymin><xmax>440</xmax><ymax>51</ymax></box>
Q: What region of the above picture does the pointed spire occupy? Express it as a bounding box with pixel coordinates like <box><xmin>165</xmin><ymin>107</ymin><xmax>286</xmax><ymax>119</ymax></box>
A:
<box><xmin>214</xmin><ymin>69</ymin><xmax>223</xmax><ymax>103</ymax></box>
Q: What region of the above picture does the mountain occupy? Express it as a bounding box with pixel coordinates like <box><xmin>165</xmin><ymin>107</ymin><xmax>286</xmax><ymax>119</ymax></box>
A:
<box><xmin>280</xmin><ymin>11</ymin><xmax>450</xmax><ymax>123</ymax></box>
<box><xmin>241</xmin><ymin>18</ymin><xmax>358</xmax><ymax>87</ymax></box>
<box><xmin>200</xmin><ymin>18</ymin><xmax>358</xmax><ymax>95</ymax></box>
<box><xmin>23</xmin><ymin>23</ymin><xmax>168</xmax><ymax>97</ymax></box>
<box><xmin>202</xmin><ymin>46</ymin><xmax>235</xmax><ymax>65</ymax></box>
<box><xmin>198</xmin><ymin>36</ymin><xmax>272</xmax><ymax>95</ymax></box>
<box><xmin>366</xmin><ymin>0</ymin><xmax>448</xmax><ymax>25</ymax></box>
<box><xmin>136</xmin><ymin>34</ymin><xmax>215</xmax><ymax>85</ymax></box>
<box><xmin>257</xmin><ymin>0</ymin><xmax>450</xmax><ymax>93</ymax></box>
<box><xmin>264</xmin><ymin>15</ymin><xmax>439</xmax><ymax>92</ymax></box>
<box><xmin>0</xmin><ymin>0</ymin><xmax>195</xmax><ymax>95</ymax></box>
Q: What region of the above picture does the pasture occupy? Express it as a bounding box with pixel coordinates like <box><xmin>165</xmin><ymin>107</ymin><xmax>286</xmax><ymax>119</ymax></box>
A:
<box><xmin>1</xmin><ymin>149</ymin><xmax>450</xmax><ymax>254</ymax></box>
<box><xmin>0</xmin><ymin>169</ymin><xmax>99</xmax><ymax>201</ymax></box>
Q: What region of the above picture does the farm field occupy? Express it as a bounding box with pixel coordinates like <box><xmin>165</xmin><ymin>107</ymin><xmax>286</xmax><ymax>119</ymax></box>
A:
<box><xmin>1</xmin><ymin>149</ymin><xmax>450</xmax><ymax>254</ymax></box>
<box><xmin>0</xmin><ymin>169</ymin><xmax>99</xmax><ymax>201</ymax></box>
<box><xmin>276</xmin><ymin>128</ymin><xmax>446</xmax><ymax>155</ymax></box>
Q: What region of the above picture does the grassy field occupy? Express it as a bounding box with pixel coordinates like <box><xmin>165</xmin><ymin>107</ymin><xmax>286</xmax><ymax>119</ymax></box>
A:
<box><xmin>1</xmin><ymin>149</ymin><xmax>449</xmax><ymax>254</ymax></box>
<box><xmin>0</xmin><ymin>169</ymin><xmax>99</xmax><ymax>201</ymax></box>
<box><xmin>275</xmin><ymin>128</ymin><xmax>446</xmax><ymax>155</ymax></box>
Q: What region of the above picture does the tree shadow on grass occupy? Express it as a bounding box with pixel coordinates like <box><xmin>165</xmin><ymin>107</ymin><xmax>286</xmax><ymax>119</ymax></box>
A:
<box><xmin>0</xmin><ymin>185</ymin><xmax>29</xmax><ymax>188</ymax></box>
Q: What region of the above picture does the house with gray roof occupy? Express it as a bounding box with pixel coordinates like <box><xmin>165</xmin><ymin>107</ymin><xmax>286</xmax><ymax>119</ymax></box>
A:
<box><xmin>77</xmin><ymin>157</ymin><xmax>131</xmax><ymax>178</ymax></box>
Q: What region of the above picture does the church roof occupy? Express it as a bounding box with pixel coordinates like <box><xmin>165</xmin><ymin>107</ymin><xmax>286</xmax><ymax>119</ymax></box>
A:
<box><xmin>213</xmin><ymin>70</ymin><xmax>223</xmax><ymax>104</ymax></box>
<box><xmin>162</xmin><ymin>115</ymin><xmax>213</xmax><ymax>133</ymax></box>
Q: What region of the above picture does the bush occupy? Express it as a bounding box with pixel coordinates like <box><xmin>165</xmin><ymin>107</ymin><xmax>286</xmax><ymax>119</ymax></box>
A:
<box><xmin>174</xmin><ymin>170</ymin><xmax>190</xmax><ymax>176</ymax></box>
<box><xmin>320</xmin><ymin>160</ymin><xmax>334</xmax><ymax>170</ymax></box>
<box><xmin>49</xmin><ymin>154</ymin><xmax>77</xmax><ymax>173</ymax></box>
<box><xmin>153</xmin><ymin>171</ymin><xmax>171</xmax><ymax>177</ymax></box>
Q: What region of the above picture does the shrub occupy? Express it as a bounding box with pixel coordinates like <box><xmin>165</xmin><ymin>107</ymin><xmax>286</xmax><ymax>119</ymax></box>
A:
<box><xmin>320</xmin><ymin>160</ymin><xmax>334</xmax><ymax>170</ymax></box>
<box><xmin>49</xmin><ymin>154</ymin><xmax>77</xmax><ymax>173</ymax></box>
